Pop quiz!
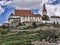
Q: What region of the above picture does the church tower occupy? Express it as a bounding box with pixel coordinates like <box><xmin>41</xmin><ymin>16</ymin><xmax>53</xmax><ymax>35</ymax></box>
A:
<box><xmin>42</xmin><ymin>3</ymin><xmax>47</xmax><ymax>15</ymax></box>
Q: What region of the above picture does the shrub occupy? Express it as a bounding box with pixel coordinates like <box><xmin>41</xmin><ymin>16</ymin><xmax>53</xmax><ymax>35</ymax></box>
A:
<box><xmin>42</xmin><ymin>15</ymin><xmax>49</xmax><ymax>20</ymax></box>
<box><xmin>0</xmin><ymin>29</ymin><xmax>8</xmax><ymax>34</ymax></box>
<box><xmin>23</xmin><ymin>22</ymin><xmax>26</xmax><ymax>26</ymax></box>
<box><xmin>32</xmin><ymin>22</ymin><xmax>37</xmax><ymax>28</ymax></box>
<box><xmin>18</xmin><ymin>23</ymin><xmax>22</xmax><ymax>26</ymax></box>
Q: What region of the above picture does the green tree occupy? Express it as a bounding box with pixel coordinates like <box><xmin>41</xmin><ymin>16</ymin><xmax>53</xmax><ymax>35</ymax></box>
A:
<box><xmin>18</xmin><ymin>23</ymin><xmax>22</xmax><ymax>26</ymax></box>
<box><xmin>32</xmin><ymin>22</ymin><xmax>37</xmax><ymax>28</ymax></box>
<box><xmin>42</xmin><ymin>15</ymin><xmax>49</xmax><ymax>20</ymax></box>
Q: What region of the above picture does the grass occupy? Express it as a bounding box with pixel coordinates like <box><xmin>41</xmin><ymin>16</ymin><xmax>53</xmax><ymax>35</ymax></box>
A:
<box><xmin>0</xmin><ymin>23</ymin><xmax>60</xmax><ymax>45</ymax></box>
<box><xmin>0</xmin><ymin>29</ymin><xmax>39</xmax><ymax>45</ymax></box>
<box><xmin>0</xmin><ymin>30</ymin><xmax>59</xmax><ymax>45</ymax></box>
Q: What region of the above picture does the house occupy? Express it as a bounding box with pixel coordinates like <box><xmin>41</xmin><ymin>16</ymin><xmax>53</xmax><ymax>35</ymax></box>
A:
<box><xmin>14</xmin><ymin>10</ymin><xmax>42</xmax><ymax>22</ymax></box>
<box><xmin>2</xmin><ymin>23</ymin><xmax>9</xmax><ymax>27</ymax></box>
<box><xmin>50</xmin><ymin>16</ymin><xmax>60</xmax><ymax>24</ymax></box>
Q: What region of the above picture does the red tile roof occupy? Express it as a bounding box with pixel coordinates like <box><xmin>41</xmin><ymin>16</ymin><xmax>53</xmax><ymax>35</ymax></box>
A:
<box><xmin>51</xmin><ymin>16</ymin><xmax>60</xmax><ymax>18</ymax></box>
<box><xmin>2</xmin><ymin>23</ymin><xmax>9</xmax><ymax>26</ymax></box>
<box><xmin>14</xmin><ymin>10</ymin><xmax>41</xmax><ymax>17</ymax></box>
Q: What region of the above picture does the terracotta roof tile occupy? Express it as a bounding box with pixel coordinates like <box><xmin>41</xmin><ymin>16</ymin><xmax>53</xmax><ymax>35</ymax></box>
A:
<box><xmin>14</xmin><ymin>10</ymin><xmax>41</xmax><ymax>17</ymax></box>
<box><xmin>15</xmin><ymin>10</ymin><xmax>32</xmax><ymax>16</ymax></box>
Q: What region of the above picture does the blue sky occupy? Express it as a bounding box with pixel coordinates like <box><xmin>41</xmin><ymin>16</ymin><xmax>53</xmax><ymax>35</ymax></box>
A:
<box><xmin>48</xmin><ymin>0</ymin><xmax>60</xmax><ymax>5</ymax></box>
<box><xmin>0</xmin><ymin>0</ymin><xmax>60</xmax><ymax>25</ymax></box>
<box><xmin>0</xmin><ymin>1</ymin><xmax>14</xmax><ymax>25</ymax></box>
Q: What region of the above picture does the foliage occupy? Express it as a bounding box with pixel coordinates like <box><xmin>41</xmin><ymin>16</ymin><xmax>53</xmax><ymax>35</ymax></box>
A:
<box><xmin>38</xmin><ymin>30</ymin><xmax>59</xmax><ymax>42</ymax></box>
<box><xmin>18</xmin><ymin>23</ymin><xmax>22</xmax><ymax>26</ymax></box>
<box><xmin>32</xmin><ymin>22</ymin><xmax>37</xmax><ymax>28</ymax></box>
<box><xmin>0</xmin><ymin>29</ymin><xmax>8</xmax><ymax>34</ymax></box>
<box><xmin>0</xmin><ymin>29</ymin><xmax>60</xmax><ymax>45</ymax></box>
<box><xmin>23</xmin><ymin>22</ymin><xmax>26</xmax><ymax>26</ymax></box>
<box><xmin>42</xmin><ymin>15</ymin><xmax>49</xmax><ymax>20</ymax></box>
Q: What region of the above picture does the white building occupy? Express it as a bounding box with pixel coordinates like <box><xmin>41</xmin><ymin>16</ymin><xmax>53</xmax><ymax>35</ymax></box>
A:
<box><xmin>50</xmin><ymin>16</ymin><xmax>60</xmax><ymax>24</ymax></box>
<box><xmin>8</xmin><ymin>3</ymin><xmax>48</xmax><ymax>27</ymax></box>
<box><xmin>8</xmin><ymin>10</ymin><xmax>42</xmax><ymax>27</ymax></box>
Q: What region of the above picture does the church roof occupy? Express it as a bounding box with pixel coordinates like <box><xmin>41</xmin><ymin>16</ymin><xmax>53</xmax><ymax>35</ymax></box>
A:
<box><xmin>51</xmin><ymin>16</ymin><xmax>60</xmax><ymax>18</ymax></box>
<box><xmin>14</xmin><ymin>10</ymin><xmax>41</xmax><ymax>17</ymax></box>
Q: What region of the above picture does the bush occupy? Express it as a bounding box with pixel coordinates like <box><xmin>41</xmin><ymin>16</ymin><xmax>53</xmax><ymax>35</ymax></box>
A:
<box><xmin>0</xmin><ymin>29</ymin><xmax>8</xmax><ymax>34</ymax></box>
<box><xmin>23</xmin><ymin>22</ymin><xmax>26</xmax><ymax>26</ymax></box>
<box><xmin>38</xmin><ymin>30</ymin><xmax>59</xmax><ymax>42</ymax></box>
<box><xmin>32</xmin><ymin>22</ymin><xmax>37</xmax><ymax>28</ymax></box>
<box><xmin>42</xmin><ymin>15</ymin><xmax>49</xmax><ymax>20</ymax></box>
<box><xmin>18</xmin><ymin>23</ymin><xmax>22</xmax><ymax>26</ymax></box>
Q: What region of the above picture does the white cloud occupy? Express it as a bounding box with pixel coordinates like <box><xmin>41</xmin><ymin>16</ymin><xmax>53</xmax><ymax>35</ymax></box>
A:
<box><xmin>0</xmin><ymin>6</ymin><xmax>4</xmax><ymax>15</ymax></box>
<box><xmin>0</xmin><ymin>1</ymin><xmax>12</xmax><ymax>15</ymax></box>
<box><xmin>7</xmin><ymin>0</ymin><xmax>60</xmax><ymax>16</ymax></box>
<box><xmin>46</xmin><ymin>5</ymin><xmax>56</xmax><ymax>16</ymax></box>
<box><xmin>10</xmin><ymin>0</ymin><xmax>49</xmax><ymax>9</ymax></box>
<box><xmin>0</xmin><ymin>1</ymin><xmax>12</xmax><ymax>6</ymax></box>
<box><xmin>46</xmin><ymin>4</ymin><xmax>60</xmax><ymax>16</ymax></box>
<box><xmin>48</xmin><ymin>0</ymin><xmax>56</xmax><ymax>3</ymax></box>
<box><xmin>55</xmin><ymin>6</ymin><xmax>60</xmax><ymax>16</ymax></box>
<box><xmin>4</xmin><ymin>1</ymin><xmax>12</xmax><ymax>5</ymax></box>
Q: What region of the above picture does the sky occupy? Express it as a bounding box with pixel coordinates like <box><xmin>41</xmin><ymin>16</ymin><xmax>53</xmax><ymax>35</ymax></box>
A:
<box><xmin>9</xmin><ymin>0</ymin><xmax>60</xmax><ymax>16</ymax></box>
<box><xmin>0</xmin><ymin>0</ymin><xmax>60</xmax><ymax>25</ymax></box>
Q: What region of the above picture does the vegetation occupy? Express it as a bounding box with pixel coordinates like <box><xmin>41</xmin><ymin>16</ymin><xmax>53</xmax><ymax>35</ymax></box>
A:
<box><xmin>18</xmin><ymin>23</ymin><xmax>22</xmax><ymax>26</ymax></box>
<box><xmin>0</xmin><ymin>28</ymin><xmax>60</xmax><ymax>45</ymax></box>
<box><xmin>32</xmin><ymin>22</ymin><xmax>37</xmax><ymax>28</ymax></box>
<box><xmin>0</xmin><ymin>23</ymin><xmax>60</xmax><ymax>45</ymax></box>
<box><xmin>52</xmin><ymin>24</ymin><xmax>60</xmax><ymax>28</ymax></box>
<box><xmin>38</xmin><ymin>30</ymin><xmax>59</xmax><ymax>42</ymax></box>
<box><xmin>42</xmin><ymin>15</ymin><xmax>49</xmax><ymax>20</ymax></box>
<box><xmin>23</xmin><ymin>22</ymin><xmax>26</xmax><ymax>26</ymax></box>
<box><xmin>0</xmin><ymin>29</ymin><xmax>8</xmax><ymax>35</ymax></box>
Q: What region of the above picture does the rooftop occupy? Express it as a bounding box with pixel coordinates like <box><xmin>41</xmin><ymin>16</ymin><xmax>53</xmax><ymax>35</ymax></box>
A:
<box><xmin>14</xmin><ymin>10</ymin><xmax>41</xmax><ymax>17</ymax></box>
<box><xmin>51</xmin><ymin>16</ymin><xmax>60</xmax><ymax>18</ymax></box>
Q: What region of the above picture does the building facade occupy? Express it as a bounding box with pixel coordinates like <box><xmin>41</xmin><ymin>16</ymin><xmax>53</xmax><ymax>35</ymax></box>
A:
<box><xmin>8</xmin><ymin>10</ymin><xmax>42</xmax><ymax>27</ymax></box>
<box><xmin>8</xmin><ymin>4</ymin><xmax>48</xmax><ymax>27</ymax></box>
<box><xmin>50</xmin><ymin>16</ymin><xmax>60</xmax><ymax>24</ymax></box>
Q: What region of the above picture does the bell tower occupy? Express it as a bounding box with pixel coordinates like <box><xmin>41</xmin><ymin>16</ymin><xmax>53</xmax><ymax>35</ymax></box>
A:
<box><xmin>42</xmin><ymin>3</ymin><xmax>47</xmax><ymax>15</ymax></box>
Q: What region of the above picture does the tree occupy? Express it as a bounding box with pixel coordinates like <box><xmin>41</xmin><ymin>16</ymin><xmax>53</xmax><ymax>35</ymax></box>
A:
<box><xmin>23</xmin><ymin>22</ymin><xmax>26</xmax><ymax>26</ymax></box>
<box><xmin>42</xmin><ymin>15</ymin><xmax>49</xmax><ymax>20</ymax></box>
<box><xmin>32</xmin><ymin>22</ymin><xmax>37</xmax><ymax>28</ymax></box>
<box><xmin>18</xmin><ymin>23</ymin><xmax>22</xmax><ymax>26</ymax></box>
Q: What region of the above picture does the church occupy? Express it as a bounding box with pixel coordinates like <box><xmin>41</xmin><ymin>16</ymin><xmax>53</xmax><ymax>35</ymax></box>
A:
<box><xmin>8</xmin><ymin>4</ymin><xmax>47</xmax><ymax>27</ymax></box>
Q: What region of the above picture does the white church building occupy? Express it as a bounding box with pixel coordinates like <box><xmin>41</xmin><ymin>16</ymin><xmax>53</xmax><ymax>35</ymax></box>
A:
<box><xmin>8</xmin><ymin>3</ymin><xmax>49</xmax><ymax>27</ymax></box>
<box><xmin>50</xmin><ymin>16</ymin><xmax>60</xmax><ymax>24</ymax></box>
<box><xmin>8</xmin><ymin>10</ymin><xmax>42</xmax><ymax>26</ymax></box>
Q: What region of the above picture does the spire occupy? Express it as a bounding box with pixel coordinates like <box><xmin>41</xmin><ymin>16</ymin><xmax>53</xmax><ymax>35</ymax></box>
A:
<box><xmin>43</xmin><ymin>3</ymin><xmax>47</xmax><ymax>12</ymax></box>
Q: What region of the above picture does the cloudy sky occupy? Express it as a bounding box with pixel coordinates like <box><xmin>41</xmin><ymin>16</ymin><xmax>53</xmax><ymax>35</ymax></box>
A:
<box><xmin>10</xmin><ymin>0</ymin><xmax>60</xmax><ymax>16</ymax></box>
<box><xmin>0</xmin><ymin>0</ymin><xmax>60</xmax><ymax>25</ymax></box>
